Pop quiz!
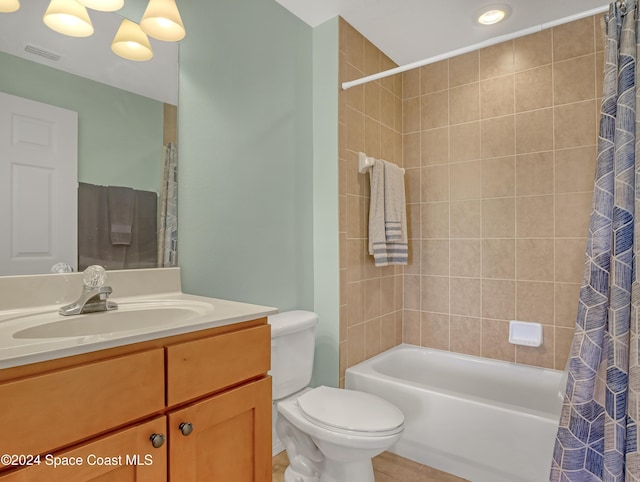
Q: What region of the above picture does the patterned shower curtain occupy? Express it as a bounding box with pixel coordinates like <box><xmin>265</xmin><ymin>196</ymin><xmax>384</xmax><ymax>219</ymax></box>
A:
<box><xmin>158</xmin><ymin>142</ymin><xmax>178</xmax><ymax>267</ymax></box>
<box><xmin>550</xmin><ymin>2</ymin><xmax>640</xmax><ymax>480</ymax></box>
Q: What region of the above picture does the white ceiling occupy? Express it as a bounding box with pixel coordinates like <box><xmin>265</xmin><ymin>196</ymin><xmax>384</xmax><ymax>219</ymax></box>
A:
<box><xmin>275</xmin><ymin>0</ymin><xmax>610</xmax><ymax>67</ymax></box>
<box><xmin>0</xmin><ymin>0</ymin><xmax>177</xmax><ymax>104</ymax></box>
<box><xmin>3</xmin><ymin>1</ymin><xmax>611</xmax><ymax>104</ymax></box>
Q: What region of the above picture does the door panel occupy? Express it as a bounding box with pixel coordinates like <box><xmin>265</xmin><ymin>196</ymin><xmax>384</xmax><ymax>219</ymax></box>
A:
<box><xmin>0</xmin><ymin>91</ymin><xmax>77</xmax><ymax>275</ymax></box>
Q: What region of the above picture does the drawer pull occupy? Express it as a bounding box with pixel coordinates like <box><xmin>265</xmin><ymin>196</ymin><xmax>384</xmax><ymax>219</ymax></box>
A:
<box><xmin>179</xmin><ymin>422</ymin><xmax>193</xmax><ymax>436</ymax></box>
<box><xmin>150</xmin><ymin>433</ymin><xmax>165</xmax><ymax>448</ymax></box>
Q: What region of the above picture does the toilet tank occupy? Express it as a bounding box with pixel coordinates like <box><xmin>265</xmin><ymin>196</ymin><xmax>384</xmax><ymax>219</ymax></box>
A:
<box><xmin>269</xmin><ymin>310</ymin><xmax>319</xmax><ymax>400</ymax></box>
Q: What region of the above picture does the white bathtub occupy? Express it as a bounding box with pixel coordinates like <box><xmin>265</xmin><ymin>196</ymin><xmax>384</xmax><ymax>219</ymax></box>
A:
<box><xmin>345</xmin><ymin>344</ymin><xmax>566</xmax><ymax>482</ymax></box>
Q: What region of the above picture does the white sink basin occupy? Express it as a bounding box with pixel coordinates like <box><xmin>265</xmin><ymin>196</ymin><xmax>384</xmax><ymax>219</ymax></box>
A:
<box><xmin>11</xmin><ymin>300</ymin><xmax>214</xmax><ymax>339</ymax></box>
<box><xmin>0</xmin><ymin>268</ymin><xmax>279</xmax><ymax>370</ymax></box>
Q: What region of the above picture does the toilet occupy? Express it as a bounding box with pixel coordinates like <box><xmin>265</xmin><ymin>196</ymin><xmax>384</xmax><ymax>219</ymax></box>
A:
<box><xmin>269</xmin><ymin>310</ymin><xmax>404</xmax><ymax>482</ymax></box>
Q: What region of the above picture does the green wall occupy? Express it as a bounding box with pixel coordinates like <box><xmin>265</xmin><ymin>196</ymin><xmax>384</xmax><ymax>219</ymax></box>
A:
<box><xmin>178</xmin><ymin>1</ymin><xmax>340</xmax><ymax>387</ymax></box>
<box><xmin>178</xmin><ymin>0</ymin><xmax>315</xmax><ymax>311</ymax></box>
<box><xmin>0</xmin><ymin>51</ymin><xmax>164</xmax><ymax>193</ymax></box>
<box><xmin>311</xmin><ymin>17</ymin><xmax>340</xmax><ymax>387</ymax></box>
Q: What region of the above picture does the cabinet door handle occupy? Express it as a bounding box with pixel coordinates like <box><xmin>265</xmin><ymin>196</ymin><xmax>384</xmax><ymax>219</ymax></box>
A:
<box><xmin>150</xmin><ymin>433</ymin><xmax>166</xmax><ymax>448</ymax></box>
<box><xmin>179</xmin><ymin>422</ymin><xmax>194</xmax><ymax>436</ymax></box>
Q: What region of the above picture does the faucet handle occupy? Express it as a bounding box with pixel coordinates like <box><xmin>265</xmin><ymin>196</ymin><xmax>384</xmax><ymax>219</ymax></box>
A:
<box><xmin>83</xmin><ymin>265</ymin><xmax>107</xmax><ymax>288</ymax></box>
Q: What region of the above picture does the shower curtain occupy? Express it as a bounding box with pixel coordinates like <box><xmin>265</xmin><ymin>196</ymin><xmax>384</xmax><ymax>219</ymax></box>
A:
<box><xmin>551</xmin><ymin>2</ymin><xmax>640</xmax><ymax>480</ymax></box>
<box><xmin>158</xmin><ymin>142</ymin><xmax>178</xmax><ymax>267</ymax></box>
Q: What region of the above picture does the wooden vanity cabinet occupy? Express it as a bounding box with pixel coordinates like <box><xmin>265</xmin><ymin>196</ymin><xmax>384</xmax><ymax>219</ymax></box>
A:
<box><xmin>0</xmin><ymin>318</ymin><xmax>271</xmax><ymax>482</ymax></box>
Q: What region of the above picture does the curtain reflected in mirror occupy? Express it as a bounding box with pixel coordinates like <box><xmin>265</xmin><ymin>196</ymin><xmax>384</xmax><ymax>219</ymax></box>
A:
<box><xmin>158</xmin><ymin>142</ymin><xmax>178</xmax><ymax>267</ymax></box>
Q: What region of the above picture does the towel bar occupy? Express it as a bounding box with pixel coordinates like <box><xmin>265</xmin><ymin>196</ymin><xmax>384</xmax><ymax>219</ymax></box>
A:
<box><xmin>358</xmin><ymin>152</ymin><xmax>405</xmax><ymax>174</ymax></box>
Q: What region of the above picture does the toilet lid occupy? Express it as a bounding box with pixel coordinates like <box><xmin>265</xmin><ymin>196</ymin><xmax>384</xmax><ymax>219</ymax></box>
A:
<box><xmin>297</xmin><ymin>386</ymin><xmax>404</xmax><ymax>436</ymax></box>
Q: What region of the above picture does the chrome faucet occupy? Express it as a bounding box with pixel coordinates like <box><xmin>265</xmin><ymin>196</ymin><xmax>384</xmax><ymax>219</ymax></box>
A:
<box><xmin>59</xmin><ymin>266</ymin><xmax>118</xmax><ymax>316</ymax></box>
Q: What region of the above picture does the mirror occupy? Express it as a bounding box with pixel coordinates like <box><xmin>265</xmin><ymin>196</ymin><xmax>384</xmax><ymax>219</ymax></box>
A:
<box><xmin>0</xmin><ymin>0</ymin><xmax>178</xmax><ymax>276</ymax></box>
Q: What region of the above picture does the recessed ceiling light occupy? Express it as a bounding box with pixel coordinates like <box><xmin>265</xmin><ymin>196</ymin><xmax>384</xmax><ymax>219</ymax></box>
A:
<box><xmin>477</xmin><ymin>4</ymin><xmax>512</xmax><ymax>25</ymax></box>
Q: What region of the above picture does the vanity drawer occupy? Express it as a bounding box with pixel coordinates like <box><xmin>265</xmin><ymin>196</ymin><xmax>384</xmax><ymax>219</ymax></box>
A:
<box><xmin>0</xmin><ymin>349</ymin><xmax>164</xmax><ymax>464</ymax></box>
<box><xmin>166</xmin><ymin>324</ymin><xmax>270</xmax><ymax>406</ymax></box>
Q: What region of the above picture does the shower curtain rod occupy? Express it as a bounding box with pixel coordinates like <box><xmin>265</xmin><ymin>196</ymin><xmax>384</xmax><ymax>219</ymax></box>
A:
<box><xmin>341</xmin><ymin>4</ymin><xmax>610</xmax><ymax>91</ymax></box>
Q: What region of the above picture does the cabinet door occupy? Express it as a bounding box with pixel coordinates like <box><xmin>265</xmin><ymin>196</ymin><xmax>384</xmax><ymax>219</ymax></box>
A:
<box><xmin>168</xmin><ymin>377</ymin><xmax>271</xmax><ymax>482</ymax></box>
<box><xmin>0</xmin><ymin>417</ymin><xmax>167</xmax><ymax>482</ymax></box>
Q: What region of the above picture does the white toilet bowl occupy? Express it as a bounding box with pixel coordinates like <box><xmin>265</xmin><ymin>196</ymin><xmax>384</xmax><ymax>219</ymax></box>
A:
<box><xmin>268</xmin><ymin>312</ymin><xmax>405</xmax><ymax>482</ymax></box>
<box><xmin>276</xmin><ymin>386</ymin><xmax>404</xmax><ymax>482</ymax></box>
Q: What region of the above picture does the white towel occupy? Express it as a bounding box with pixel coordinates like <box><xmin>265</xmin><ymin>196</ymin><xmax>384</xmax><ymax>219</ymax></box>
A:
<box><xmin>368</xmin><ymin>159</ymin><xmax>408</xmax><ymax>267</ymax></box>
<box><xmin>384</xmin><ymin>161</ymin><xmax>407</xmax><ymax>243</ymax></box>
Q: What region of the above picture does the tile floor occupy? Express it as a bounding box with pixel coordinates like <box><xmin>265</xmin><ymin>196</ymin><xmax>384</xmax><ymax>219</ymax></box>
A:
<box><xmin>272</xmin><ymin>450</ymin><xmax>468</xmax><ymax>482</ymax></box>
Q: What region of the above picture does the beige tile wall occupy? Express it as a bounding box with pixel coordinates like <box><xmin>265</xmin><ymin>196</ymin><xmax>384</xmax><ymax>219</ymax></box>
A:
<box><xmin>338</xmin><ymin>15</ymin><xmax>603</xmax><ymax>377</ymax></box>
<box><xmin>338</xmin><ymin>18</ymin><xmax>404</xmax><ymax>386</ymax></box>
<box><xmin>403</xmin><ymin>15</ymin><xmax>603</xmax><ymax>369</ymax></box>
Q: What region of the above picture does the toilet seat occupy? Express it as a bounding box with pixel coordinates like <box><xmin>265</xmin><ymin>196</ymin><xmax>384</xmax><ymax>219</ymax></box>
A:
<box><xmin>297</xmin><ymin>386</ymin><xmax>404</xmax><ymax>437</ymax></box>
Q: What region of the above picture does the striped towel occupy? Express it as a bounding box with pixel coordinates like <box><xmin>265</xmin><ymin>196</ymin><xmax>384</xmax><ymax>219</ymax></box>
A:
<box><xmin>368</xmin><ymin>159</ymin><xmax>408</xmax><ymax>266</ymax></box>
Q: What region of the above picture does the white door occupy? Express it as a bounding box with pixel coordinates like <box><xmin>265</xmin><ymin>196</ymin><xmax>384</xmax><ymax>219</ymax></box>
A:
<box><xmin>0</xmin><ymin>92</ymin><xmax>78</xmax><ymax>275</ymax></box>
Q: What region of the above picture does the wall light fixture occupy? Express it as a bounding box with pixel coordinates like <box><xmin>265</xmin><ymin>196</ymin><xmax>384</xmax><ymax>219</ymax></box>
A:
<box><xmin>3</xmin><ymin>0</ymin><xmax>187</xmax><ymax>61</ymax></box>
<box><xmin>43</xmin><ymin>0</ymin><xmax>94</xmax><ymax>37</ymax></box>
<box><xmin>141</xmin><ymin>0</ymin><xmax>185</xmax><ymax>41</ymax></box>
<box><xmin>111</xmin><ymin>17</ymin><xmax>153</xmax><ymax>61</ymax></box>
<box><xmin>0</xmin><ymin>0</ymin><xmax>19</xmax><ymax>13</ymax></box>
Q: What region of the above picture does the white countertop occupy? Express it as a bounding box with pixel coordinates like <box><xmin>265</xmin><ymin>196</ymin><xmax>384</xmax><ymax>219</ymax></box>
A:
<box><xmin>0</xmin><ymin>268</ymin><xmax>278</xmax><ymax>369</ymax></box>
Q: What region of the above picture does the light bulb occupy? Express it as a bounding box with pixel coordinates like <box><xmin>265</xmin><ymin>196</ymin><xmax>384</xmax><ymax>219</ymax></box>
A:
<box><xmin>478</xmin><ymin>9</ymin><xmax>505</xmax><ymax>25</ymax></box>
<box><xmin>476</xmin><ymin>4</ymin><xmax>511</xmax><ymax>26</ymax></box>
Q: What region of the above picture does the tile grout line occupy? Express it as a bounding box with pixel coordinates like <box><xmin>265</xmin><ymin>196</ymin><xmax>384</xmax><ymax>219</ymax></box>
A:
<box><xmin>551</xmin><ymin>22</ymin><xmax>557</xmax><ymax>370</ymax></box>
<box><xmin>477</xmin><ymin>49</ymin><xmax>484</xmax><ymax>357</ymax></box>
<box><xmin>512</xmin><ymin>40</ymin><xmax>519</xmax><ymax>364</ymax></box>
